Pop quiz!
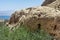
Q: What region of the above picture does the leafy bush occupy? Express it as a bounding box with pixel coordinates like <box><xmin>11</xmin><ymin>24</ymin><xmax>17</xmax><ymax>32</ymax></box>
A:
<box><xmin>0</xmin><ymin>25</ymin><xmax>52</xmax><ymax>40</ymax></box>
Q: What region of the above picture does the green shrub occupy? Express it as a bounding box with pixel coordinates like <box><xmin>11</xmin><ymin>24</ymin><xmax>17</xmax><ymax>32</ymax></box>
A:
<box><xmin>0</xmin><ymin>25</ymin><xmax>52</xmax><ymax>40</ymax></box>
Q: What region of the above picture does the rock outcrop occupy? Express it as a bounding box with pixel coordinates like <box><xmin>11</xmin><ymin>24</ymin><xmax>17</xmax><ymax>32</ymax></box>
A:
<box><xmin>7</xmin><ymin>0</ymin><xmax>60</xmax><ymax>40</ymax></box>
<box><xmin>7</xmin><ymin>6</ymin><xmax>60</xmax><ymax>40</ymax></box>
<box><xmin>41</xmin><ymin>0</ymin><xmax>56</xmax><ymax>6</ymax></box>
<box><xmin>41</xmin><ymin>0</ymin><xmax>60</xmax><ymax>11</ymax></box>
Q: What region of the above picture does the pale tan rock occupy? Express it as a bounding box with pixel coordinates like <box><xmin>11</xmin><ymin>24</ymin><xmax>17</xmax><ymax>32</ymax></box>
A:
<box><xmin>41</xmin><ymin>0</ymin><xmax>56</xmax><ymax>6</ymax></box>
<box><xmin>7</xmin><ymin>6</ymin><xmax>60</xmax><ymax>39</ymax></box>
<box><xmin>41</xmin><ymin>0</ymin><xmax>60</xmax><ymax>11</ymax></box>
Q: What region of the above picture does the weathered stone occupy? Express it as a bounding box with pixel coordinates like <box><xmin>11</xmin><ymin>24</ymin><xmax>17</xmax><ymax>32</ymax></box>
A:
<box><xmin>7</xmin><ymin>6</ymin><xmax>60</xmax><ymax>39</ymax></box>
<box><xmin>41</xmin><ymin>0</ymin><xmax>56</xmax><ymax>6</ymax></box>
<box><xmin>41</xmin><ymin>0</ymin><xmax>60</xmax><ymax>11</ymax></box>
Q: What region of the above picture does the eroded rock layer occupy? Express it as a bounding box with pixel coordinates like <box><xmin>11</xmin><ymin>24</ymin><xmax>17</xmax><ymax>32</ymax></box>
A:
<box><xmin>41</xmin><ymin>0</ymin><xmax>60</xmax><ymax>11</ymax></box>
<box><xmin>7</xmin><ymin>6</ymin><xmax>60</xmax><ymax>39</ymax></box>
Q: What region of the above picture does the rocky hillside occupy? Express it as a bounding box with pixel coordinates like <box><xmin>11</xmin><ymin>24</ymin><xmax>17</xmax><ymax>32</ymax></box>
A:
<box><xmin>42</xmin><ymin>0</ymin><xmax>60</xmax><ymax>11</ymax></box>
<box><xmin>7</xmin><ymin>0</ymin><xmax>60</xmax><ymax>40</ymax></box>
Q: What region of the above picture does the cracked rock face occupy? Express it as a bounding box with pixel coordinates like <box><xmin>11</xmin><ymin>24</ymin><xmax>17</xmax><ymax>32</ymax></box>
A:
<box><xmin>41</xmin><ymin>0</ymin><xmax>60</xmax><ymax>11</ymax></box>
<box><xmin>41</xmin><ymin>0</ymin><xmax>56</xmax><ymax>6</ymax></box>
<box><xmin>7</xmin><ymin>6</ymin><xmax>60</xmax><ymax>39</ymax></box>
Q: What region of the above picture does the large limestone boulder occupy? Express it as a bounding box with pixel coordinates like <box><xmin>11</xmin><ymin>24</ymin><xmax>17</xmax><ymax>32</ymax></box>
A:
<box><xmin>41</xmin><ymin>0</ymin><xmax>60</xmax><ymax>11</ymax></box>
<box><xmin>7</xmin><ymin>6</ymin><xmax>60</xmax><ymax>39</ymax></box>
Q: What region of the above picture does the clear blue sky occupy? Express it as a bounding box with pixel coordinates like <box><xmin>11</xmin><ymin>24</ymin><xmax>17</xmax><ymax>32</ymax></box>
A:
<box><xmin>0</xmin><ymin>0</ymin><xmax>44</xmax><ymax>11</ymax></box>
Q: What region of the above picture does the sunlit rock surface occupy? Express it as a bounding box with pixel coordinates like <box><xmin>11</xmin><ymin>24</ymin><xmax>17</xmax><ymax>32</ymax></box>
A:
<box><xmin>7</xmin><ymin>0</ymin><xmax>60</xmax><ymax>40</ymax></box>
